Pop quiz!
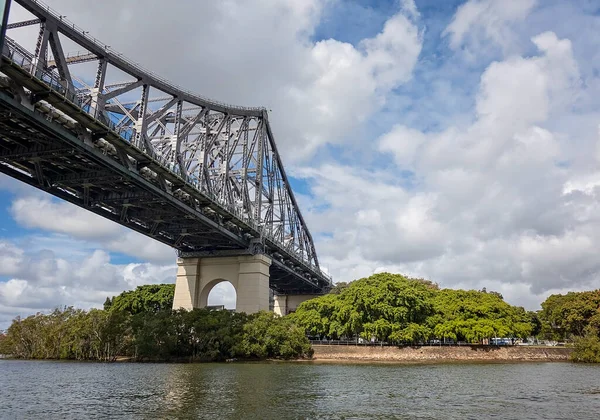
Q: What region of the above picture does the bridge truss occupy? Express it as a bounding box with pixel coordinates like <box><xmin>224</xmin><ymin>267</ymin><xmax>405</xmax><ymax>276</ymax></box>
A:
<box><xmin>0</xmin><ymin>0</ymin><xmax>331</xmax><ymax>294</ymax></box>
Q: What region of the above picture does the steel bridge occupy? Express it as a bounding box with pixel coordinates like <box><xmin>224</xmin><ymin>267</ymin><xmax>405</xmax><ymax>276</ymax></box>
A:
<box><xmin>0</xmin><ymin>0</ymin><xmax>332</xmax><ymax>296</ymax></box>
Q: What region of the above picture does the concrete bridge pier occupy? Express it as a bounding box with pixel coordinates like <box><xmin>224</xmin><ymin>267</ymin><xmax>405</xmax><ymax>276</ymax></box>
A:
<box><xmin>172</xmin><ymin>255</ymin><xmax>271</xmax><ymax>314</ymax></box>
<box><xmin>273</xmin><ymin>294</ymin><xmax>316</xmax><ymax>316</ymax></box>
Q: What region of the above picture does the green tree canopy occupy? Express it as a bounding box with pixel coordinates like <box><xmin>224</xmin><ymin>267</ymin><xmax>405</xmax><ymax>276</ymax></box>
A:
<box><xmin>104</xmin><ymin>284</ymin><xmax>175</xmax><ymax>315</ymax></box>
<box><xmin>429</xmin><ymin>289</ymin><xmax>532</xmax><ymax>342</ymax></box>
<box><xmin>572</xmin><ymin>333</ymin><xmax>600</xmax><ymax>363</ymax></box>
<box><xmin>0</xmin><ymin>332</ymin><xmax>10</xmax><ymax>355</ymax></box>
<box><xmin>292</xmin><ymin>273</ymin><xmax>533</xmax><ymax>344</ymax></box>
<box><xmin>539</xmin><ymin>290</ymin><xmax>600</xmax><ymax>340</ymax></box>
<box><xmin>238</xmin><ymin>311</ymin><xmax>312</xmax><ymax>359</ymax></box>
<box><xmin>1</xmin><ymin>306</ymin><xmax>312</xmax><ymax>362</ymax></box>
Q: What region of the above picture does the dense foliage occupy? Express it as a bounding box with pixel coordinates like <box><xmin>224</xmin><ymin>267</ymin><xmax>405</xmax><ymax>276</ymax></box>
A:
<box><xmin>104</xmin><ymin>284</ymin><xmax>175</xmax><ymax>314</ymax></box>
<box><xmin>0</xmin><ymin>307</ymin><xmax>129</xmax><ymax>360</ymax></box>
<box><xmin>291</xmin><ymin>273</ymin><xmax>535</xmax><ymax>344</ymax></box>
<box><xmin>571</xmin><ymin>333</ymin><xmax>600</xmax><ymax>363</ymax></box>
<box><xmin>6</xmin><ymin>276</ymin><xmax>600</xmax><ymax>363</ymax></box>
<box><xmin>1</xmin><ymin>285</ymin><xmax>312</xmax><ymax>361</ymax></box>
<box><xmin>428</xmin><ymin>289</ymin><xmax>533</xmax><ymax>343</ymax></box>
<box><xmin>237</xmin><ymin>312</ymin><xmax>313</xmax><ymax>360</ymax></box>
<box><xmin>539</xmin><ymin>290</ymin><xmax>600</xmax><ymax>340</ymax></box>
<box><xmin>538</xmin><ymin>290</ymin><xmax>600</xmax><ymax>362</ymax></box>
<box><xmin>0</xmin><ymin>332</ymin><xmax>9</xmax><ymax>354</ymax></box>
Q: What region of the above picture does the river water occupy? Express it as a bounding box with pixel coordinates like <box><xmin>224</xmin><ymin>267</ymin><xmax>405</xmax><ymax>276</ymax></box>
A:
<box><xmin>1</xmin><ymin>360</ymin><xmax>600</xmax><ymax>419</ymax></box>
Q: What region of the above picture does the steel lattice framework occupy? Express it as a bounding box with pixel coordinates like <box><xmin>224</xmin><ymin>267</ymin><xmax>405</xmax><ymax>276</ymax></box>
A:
<box><xmin>0</xmin><ymin>0</ymin><xmax>331</xmax><ymax>294</ymax></box>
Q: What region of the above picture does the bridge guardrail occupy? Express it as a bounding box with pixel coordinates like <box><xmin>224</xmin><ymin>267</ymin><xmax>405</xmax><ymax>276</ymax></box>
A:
<box><xmin>25</xmin><ymin>0</ymin><xmax>265</xmax><ymax>114</ymax></box>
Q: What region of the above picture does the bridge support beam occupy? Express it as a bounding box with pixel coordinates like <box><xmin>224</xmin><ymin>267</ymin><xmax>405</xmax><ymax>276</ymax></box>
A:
<box><xmin>172</xmin><ymin>254</ymin><xmax>271</xmax><ymax>314</ymax></box>
<box><xmin>273</xmin><ymin>294</ymin><xmax>317</xmax><ymax>316</ymax></box>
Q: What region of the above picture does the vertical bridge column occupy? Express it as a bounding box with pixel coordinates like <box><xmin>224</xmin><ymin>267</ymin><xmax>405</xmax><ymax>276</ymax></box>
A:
<box><xmin>173</xmin><ymin>257</ymin><xmax>201</xmax><ymax>310</ymax></box>
<box><xmin>273</xmin><ymin>294</ymin><xmax>317</xmax><ymax>316</ymax></box>
<box><xmin>172</xmin><ymin>254</ymin><xmax>271</xmax><ymax>314</ymax></box>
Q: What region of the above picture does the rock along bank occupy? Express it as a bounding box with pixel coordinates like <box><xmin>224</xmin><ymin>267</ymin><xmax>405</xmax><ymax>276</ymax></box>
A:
<box><xmin>311</xmin><ymin>345</ymin><xmax>572</xmax><ymax>363</ymax></box>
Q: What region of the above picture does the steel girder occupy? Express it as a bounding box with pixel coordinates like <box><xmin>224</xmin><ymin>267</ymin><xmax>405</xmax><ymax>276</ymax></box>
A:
<box><xmin>0</xmin><ymin>0</ymin><xmax>332</xmax><ymax>292</ymax></box>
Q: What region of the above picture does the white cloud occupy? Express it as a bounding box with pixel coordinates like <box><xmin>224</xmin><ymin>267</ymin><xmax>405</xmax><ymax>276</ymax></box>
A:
<box><xmin>10</xmin><ymin>196</ymin><xmax>121</xmax><ymax>239</ymax></box>
<box><xmin>0</xmin><ymin>241</ymin><xmax>176</xmax><ymax>329</ymax></box>
<box><xmin>401</xmin><ymin>0</ymin><xmax>420</xmax><ymax>20</ymax></box>
<box><xmin>105</xmin><ymin>232</ymin><xmax>176</xmax><ymax>265</ymax></box>
<box><xmin>8</xmin><ymin>196</ymin><xmax>173</xmax><ymax>264</ymax></box>
<box><xmin>0</xmin><ymin>241</ymin><xmax>24</xmax><ymax>276</ymax></box>
<box><xmin>297</xmin><ymin>164</ymin><xmax>444</xmax><ymax>264</ymax></box>
<box><xmin>299</xmin><ymin>29</ymin><xmax>600</xmax><ymax>310</ymax></box>
<box><xmin>379</xmin><ymin>125</ymin><xmax>428</xmax><ymax>169</ymax></box>
<box><xmin>0</xmin><ymin>176</ymin><xmax>41</xmax><ymax>196</ymax></box>
<box><xmin>0</xmin><ymin>237</ymin><xmax>239</xmax><ymax>328</ymax></box>
<box><xmin>277</xmin><ymin>9</ymin><xmax>422</xmax><ymax>159</ymax></box>
<box><xmin>444</xmin><ymin>0</ymin><xmax>537</xmax><ymax>55</ymax></box>
<box><xmin>518</xmin><ymin>232</ymin><xmax>599</xmax><ymax>293</ymax></box>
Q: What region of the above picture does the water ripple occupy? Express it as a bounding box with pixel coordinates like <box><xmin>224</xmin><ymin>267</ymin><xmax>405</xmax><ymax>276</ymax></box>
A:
<box><xmin>1</xmin><ymin>360</ymin><xmax>600</xmax><ymax>419</ymax></box>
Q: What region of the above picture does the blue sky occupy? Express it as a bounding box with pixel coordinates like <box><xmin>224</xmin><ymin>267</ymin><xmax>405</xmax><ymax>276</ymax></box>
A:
<box><xmin>3</xmin><ymin>0</ymin><xmax>600</xmax><ymax>327</ymax></box>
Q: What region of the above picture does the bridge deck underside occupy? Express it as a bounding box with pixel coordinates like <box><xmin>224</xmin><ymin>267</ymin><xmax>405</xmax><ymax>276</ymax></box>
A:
<box><xmin>0</xmin><ymin>89</ymin><xmax>324</xmax><ymax>294</ymax></box>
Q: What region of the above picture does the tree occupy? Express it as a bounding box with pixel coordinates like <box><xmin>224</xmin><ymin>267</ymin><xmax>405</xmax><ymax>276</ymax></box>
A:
<box><xmin>539</xmin><ymin>291</ymin><xmax>600</xmax><ymax>340</ymax></box>
<box><xmin>1</xmin><ymin>293</ymin><xmax>311</xmax><ymax>362</ymax></box>
<box><xmin>0</xmin><ymin>331</ymin><xmax>10</xmax><ymax>355</ymax></box>
<box><xmin>572</xmin><ymin>330</ymin><xmax>600</xmax><ymax>363</ymax></box>
<box><xmin>429</xmin><ymin>289</ymin><xmax>532</xmax><ymax>343</ymax></box>
<box><xmin>389</xmin><ymin>323</ymin><xmax>431</xmax><ymax>344</ymax></box>
<box><xmin>294</xmin><ymin>273</ymin><xmax>437</xmax><ymax>342</ymax></box>
<box><xmin>288</xmin><ymin>294</ymin><xmax>336</xmax><ymax>337</ymax></box>
<box><xmin>293</xmin><ymin>273</ymin><xmax>534</xmax><ymax>345</ymax></box>
<box><xmin>177</xmin><ymin>309</ymin><xmax>248</xmax><ymax>361</ymax></box>
<box><xmin>239</xmin><ymin>312</ymin><xmax>312</xmax><ymax>359</ymax></box>
<box><xmin>329</xmin><ymin>282</ymin><xmax>349</xmax><ymax>295</ymax></box>
<box><xmin>105</xmin><ymin>284</ymin><xmax>175</xmax><ymax>315</ymax></box>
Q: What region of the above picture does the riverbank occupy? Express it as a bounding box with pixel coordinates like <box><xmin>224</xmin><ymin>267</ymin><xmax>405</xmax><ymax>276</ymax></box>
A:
<box><xmin>311</xmin><ymin>344</ymin><xmax>572</xmax><ymax>363</ymax></box>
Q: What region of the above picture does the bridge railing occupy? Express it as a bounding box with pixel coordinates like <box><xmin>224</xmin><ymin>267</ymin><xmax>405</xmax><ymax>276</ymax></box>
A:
<box><xmin>24</xmin><ymin>0</ymin><xmax>265</xmax><ymax>114</ymax></box>
<box><xmin>2</xmin><ymin>35</ymin><xmax>332</xmax><ymax>286</ymax></box>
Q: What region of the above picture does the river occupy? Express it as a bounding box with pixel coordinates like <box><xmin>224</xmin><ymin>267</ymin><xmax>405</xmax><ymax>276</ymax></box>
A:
<box><xmin>1</xmin><ymin>360</ymin><xmax>600</xmax><ymax>419</ymax></box>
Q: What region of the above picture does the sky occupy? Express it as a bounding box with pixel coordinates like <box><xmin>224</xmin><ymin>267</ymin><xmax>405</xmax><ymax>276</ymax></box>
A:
<box><xmin>2</xmin><ymin>0</ymin><xmax>600</xmax><ymax>328</ymax></box>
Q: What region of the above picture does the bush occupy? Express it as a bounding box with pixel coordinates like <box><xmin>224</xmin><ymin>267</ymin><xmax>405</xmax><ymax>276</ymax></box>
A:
<box><xmin>239</xmin><ymin>312</ymin><xmax>313</xmax><ymax>360</ymax></box>
<box><xmin>572</xmin><ymin>332</ymin><xmax>600</xmax><ymax>363</ymax></box>
<box><xmin>0</xmin><ymin>333</ymin><xmax>11</xmax><ymax>355</ymax></box>
<box><xmin>1</xmin><ymin>306</ymin><xmax>312</xmax><ymax>362</ymax></box>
